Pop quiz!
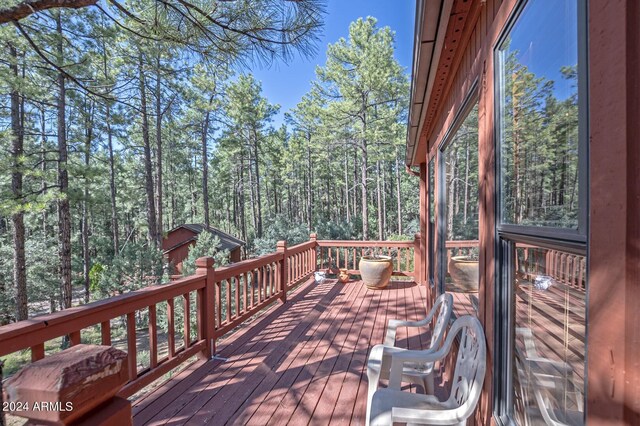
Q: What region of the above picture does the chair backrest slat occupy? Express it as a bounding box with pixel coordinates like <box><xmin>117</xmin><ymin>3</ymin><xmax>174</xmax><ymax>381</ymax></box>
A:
<box><xmin>430</xmin><ymin>293</ymin><xmax>453</xmax><ymax>349</ymax></box>
<box><xmin>444</xmin><ymin>316</ymin><xmax>487</xmax><ymax>418</ymax></box>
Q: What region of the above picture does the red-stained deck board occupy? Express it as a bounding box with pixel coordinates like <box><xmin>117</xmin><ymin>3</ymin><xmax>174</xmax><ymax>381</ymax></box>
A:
<box><xmin>234</xmin><ymin>274</ymin><xmax>366</xmax><ymax>426</ymax></box>
<box><xmin>132</xmin><ymin>279</ymin><xmax>428</xmax><ymax>426</ymax></box>
<box><xmin>286</xmin><ymin>278</ymin><xmax>383</xmax><ymax>426</ymax></box>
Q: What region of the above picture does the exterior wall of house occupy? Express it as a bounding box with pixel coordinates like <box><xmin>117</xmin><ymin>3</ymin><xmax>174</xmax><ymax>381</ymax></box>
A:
<box><xmin>420</xmin><ymin>1</ymin><xmax>511</xmax><ymax>423</ymax></box>
<box><xmin>161</xmin><ymin>228</ymin><xmax>197</xmax><ymax>252</ymax></box>
<box><xmin>417</xmin><ymin>0</ymin><xmax>640</xmax><ymax>423</ymax></box>
<box><xmin>586</xmin><ymin>1</ymin><xmax>640</xmax><ymax>424</ymax></box>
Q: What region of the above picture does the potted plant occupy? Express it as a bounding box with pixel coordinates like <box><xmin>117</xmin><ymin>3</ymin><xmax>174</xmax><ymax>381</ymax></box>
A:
<box><xmin>338</xmin><ymin>268</ymin><xmax>350</xmax><ymax>283</ymax></box>
<box><xmin>447</xmin><ymin>250</ymin><xmax>479</xmax><ymax>292</ymax></box>
<box><xmin>359</xmin><ymin>255</ymin><xmax>393</xmax><ymax>289</ymax></box>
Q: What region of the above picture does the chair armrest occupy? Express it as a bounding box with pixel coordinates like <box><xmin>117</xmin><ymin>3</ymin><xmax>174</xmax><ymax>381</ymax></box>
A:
<box><xmin>392</xmin><ymin>406</ymin><xmax>459</xmax><ymax>424</ymax></box>
<box><xmin>385</xmin><ymin>316</ymin><xmax>434</xmax><ymax>346</ymax></box>
<box><xmin>388</xmin><ymin>349</ymin><xmax>445</xmax><ymax>389</ymax></box>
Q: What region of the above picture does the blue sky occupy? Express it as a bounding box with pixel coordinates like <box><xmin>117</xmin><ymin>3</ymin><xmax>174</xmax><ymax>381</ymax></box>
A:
<box><xmin>251</xmin><ymin>0</ymin><xmax>417</xmax><ymax>128</ymax></box>
<box><xmin>506</xmin><ymin>0</ymin><xmax>578</xmax><ymax>100</ymax></box>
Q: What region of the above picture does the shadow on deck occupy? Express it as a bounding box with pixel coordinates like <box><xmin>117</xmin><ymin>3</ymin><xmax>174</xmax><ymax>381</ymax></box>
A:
<box><xmin>132</xmin><ymin>278</ymin><xmax>430</xmax><ymax>425</ymax></box>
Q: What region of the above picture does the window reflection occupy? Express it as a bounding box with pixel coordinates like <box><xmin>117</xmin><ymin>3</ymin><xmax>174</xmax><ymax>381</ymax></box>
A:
<box><xmin>498</xmin><ymin>0</ymin><xmax>579</xmax><ymax>229</ymax></box>
<box><xmin>441</xmin><ymin>103</ymin><xmax>479</xmax><ymax>317</ymax></box>
<box><xmin>513</xmin><ymin>243</ymin><xmax>586</xmax><ymax>425</ymax></box>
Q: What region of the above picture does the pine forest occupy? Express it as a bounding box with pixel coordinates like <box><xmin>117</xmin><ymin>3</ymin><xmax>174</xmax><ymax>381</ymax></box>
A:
<box><xmin>0</xmin><ymin>2</ymin><xmax>418</xmax><ymax>325</ymax></box>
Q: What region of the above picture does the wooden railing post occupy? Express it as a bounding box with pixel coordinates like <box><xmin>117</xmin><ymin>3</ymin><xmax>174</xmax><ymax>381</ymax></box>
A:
<box><xmin>196</xmin><ymin>257</ymin><xmax>215</xmax><ymax>359</ymax></box>
<box><xmin>414</xmin><ymin>233</ymin><xmax>422</xmax><ymax>284</ymax></box>
<box><xmin>277</xmin><ymin>241</ymin><xmax>288</xmax><ymax>304</ymax></box>
<box><xmin>310</xmin><ymin>233</ymin><xmax>318</xmax><ymax>271</ymax></box>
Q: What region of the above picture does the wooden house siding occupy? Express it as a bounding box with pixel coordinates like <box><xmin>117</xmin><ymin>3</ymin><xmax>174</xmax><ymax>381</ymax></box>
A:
<box><xmin>414</xmin><ymin>0</ymin><xmax>640</xmax><ymax>423</ymax></box>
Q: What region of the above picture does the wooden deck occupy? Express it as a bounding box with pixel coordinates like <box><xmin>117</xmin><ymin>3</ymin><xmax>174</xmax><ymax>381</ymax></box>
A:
<box><xmin>131</xmin><ymin>277</ymin><xmax>429</xmax><ymax>425</ymax></box>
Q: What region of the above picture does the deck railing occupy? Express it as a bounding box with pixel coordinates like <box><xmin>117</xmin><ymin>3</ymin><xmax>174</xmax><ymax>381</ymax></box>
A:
<box><xmin>0</xmin><ymin>234</ymin><xmax>417</xmax><ymax>398</ymax></box>
<box><xmin>317</xmin><ymin>237</ymin><xmax>420</xmax><ymax>277</ymax></box>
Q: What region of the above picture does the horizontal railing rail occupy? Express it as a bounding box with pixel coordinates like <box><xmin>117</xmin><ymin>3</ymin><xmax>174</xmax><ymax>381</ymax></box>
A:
<box><xmin>0</xmin><ymin>233</ymin><xmax>420</xmax><ymax>399</ymax></box>
<box><xmin>317</xmin><ymin>235</ymin><xmax>420</xmax><ymax>279</ymax></box>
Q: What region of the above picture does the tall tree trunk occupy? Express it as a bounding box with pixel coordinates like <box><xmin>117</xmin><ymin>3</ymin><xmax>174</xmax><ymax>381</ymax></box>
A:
<box><xmin>395</xmin><ymin>148</ymin><xmax>402</xmax><ymax>235</ymax></box>
<box><xmin>247</xmin><ymin>146</ymin><xmax>258</xmax><ymax>234</ymax></box>
<box><xmin>238</xmin><ymin>156</ymin><xmax>247</xmax><ymax>242</ymax></box>
<box><xmin>106</xmin><ymin>105</ymin><xmax>119</xmax><ymax>253</ymax></box>
<box><xmin>10</xmin><ymin>43</ymin><xmax>27</xmax><ymax>321</ymax></box>
<box><xmin>360</xmin><ymin>133</ymin><xmax>368</xmax><ymax>239</ymax></box>
<box><xmin>251</xmin><ymin>129</ymin><xmax>263</xmax><ymax>237</ymax></box>
<box><xmin>40</xmin><ymin>106</ymin><xmax>48</xmax><ymax>235</ymax></box>
<box><xmin>376</xmin><ymin>160</ymin><xmax>383</xmax><ymax>240</ymax></box>
<box><xmin>306</xmin><ymin>134</ymin><xmax>312</xmax><ymax>228</ymax></box>
<box><xmin>463</xmin><ymin>136</ymin><xmax>470</xmax><ymax>224</ymax></box>
<box><xmin>101</xmin><ymin>38</ymin><xmax>119</xmax><ymax>254</ymax></box>
<box><xmin>353</xmin><ymin>146</ymin><xmax>358</xmax><ymax>221</ymax></box>
<box><xmin>382</xmin><ymin>163</ymin><xmax>387</xmax><ymax>237</ymax></box>
<box><xmin>82</xmin><ymin>99</ymin><xmax>94</xmax><ymax>303</ymax></box>
<box><xmin>56</xmin><ymin>13</ymin><xmax>72</xmax><ymax>311</ymax></box>
<box><xmin>202</xmin><ymin>102</ymin><xmax>212</xmax><ymax>229</ymax></box>
<box><xmin>344</xmin><ymin>151</ymin><xmax>350</xmax><ymax>222</ymax></box>
<box><xmin>155</xmin><ymin>58</ymin><xmax>163</xmax><ymax>243</ymax></box>
<box><xmin>139</xmin><ymin>53</ymin><xmax>158</xmax><ymax>247</ymax></box>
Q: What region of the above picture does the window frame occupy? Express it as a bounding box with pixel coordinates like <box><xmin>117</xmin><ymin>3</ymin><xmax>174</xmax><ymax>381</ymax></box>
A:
<box><xmin>494</xmin><ymin>0</ymin><xmax>589</xmax><ymax>240</ymax></box>
<box><xmin>492</xmin><ymin>0</ymin><xmax>590</xmax><ymax>424</ymax></box>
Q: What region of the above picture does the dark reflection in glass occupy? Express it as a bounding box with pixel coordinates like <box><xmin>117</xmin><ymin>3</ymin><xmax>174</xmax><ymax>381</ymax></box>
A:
<box><xmin>512</xmin><ymin>243</ymin><xmax>586</xmax><ymax>425</ymax></box>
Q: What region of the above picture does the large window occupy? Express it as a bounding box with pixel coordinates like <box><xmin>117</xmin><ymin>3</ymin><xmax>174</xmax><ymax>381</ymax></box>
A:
<box><xmin>438</xmin><ymin>100</ymin><xmax>479</xmax><ymax>317</ymax></box>
<box><xmin>495</xmin><ymin>0</ymin><xmax>587</xmax><ymax>425</ymax></box>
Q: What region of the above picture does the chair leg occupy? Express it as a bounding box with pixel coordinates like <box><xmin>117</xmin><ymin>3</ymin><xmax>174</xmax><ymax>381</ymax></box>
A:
<box><xmin>424</xmin><ymin>373</ymin><xmax>435</xmax><ymax>395</ymax></box>
<box><xmin>366</xmin><ymin>364</ymin><xmax>381</xmax><ymax>426</ymax></box>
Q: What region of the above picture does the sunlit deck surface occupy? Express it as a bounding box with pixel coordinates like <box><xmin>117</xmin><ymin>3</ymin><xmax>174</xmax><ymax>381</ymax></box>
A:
<box><xmin>132</xmin><ymin>277</ymin><xmax>428</xmax><ymax>425</ymax></box>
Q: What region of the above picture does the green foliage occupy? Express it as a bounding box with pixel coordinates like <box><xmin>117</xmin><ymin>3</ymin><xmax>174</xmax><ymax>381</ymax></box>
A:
<box><xmin>95</xmin><ymin>243</ymin><xmax>164</xmax><ymax>298</ymax></box>
<box><xmin>181</xmin><ymin>232</ymin><xmax>229</xmax><ymax>276</ymax></box>
<box><xmin>89</xmin><ymin>263</ymin><xmax>104</xmax><ymax>294</ymax></box>
<box><xmin>0</xmin><ymin>12</ymin><xmax>419</xmax><ymax>324</ymax></box>
<box><xmin>314</xmin><ymin>219</ymin><xmax>358</xmax><ymax>240</ymax></box>
<box><xmin>253</xmin><ymin>215</ymin><xmax>310</xmax><ymax>255</ymax></box>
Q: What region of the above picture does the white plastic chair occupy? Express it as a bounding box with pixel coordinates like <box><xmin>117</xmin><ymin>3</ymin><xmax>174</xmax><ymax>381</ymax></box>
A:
<box><xmin>367</xmin><ymin>292</ymin><xmax>453</xmax><ymax>408</ymax></box>
<box><xmin>367</xmin><ymin>315</ymin><xmax>486</xmax><ymax>426</ymax></box>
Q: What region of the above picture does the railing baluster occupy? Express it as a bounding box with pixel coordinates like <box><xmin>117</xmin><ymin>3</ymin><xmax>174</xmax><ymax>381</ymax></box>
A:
<box><xmin>235</xmin><ymin>276</ymin><xmax>241</xmax><ymax>317</ymax></box>
<box><xmin>167</xmin><ymin>298</ymin><xmax>175</xmax><ymax>358</ymax></box>
<box><xmin>149</xmin><ymin>304</ymin><xmax>157</xmax><ymax>368</ymax></box>
<box><xmin>184</xmin><ymin>293</ymin><xmax>191</xmax><ymax>347</ymax></box>
<box><xmin>215</xmin><ymin>281</ymin><xmax>222</xmax><ymax>329</ymax></box>
<box><xmin>101</xmin><ymin>320</ymin><xmax>111</xmax><ymax>346</ymax></box>
<box><xmin>244</xmin><ymin>272</ymin><xmax>249</xmax><ymax>312</ymax></box>
<box><xmin>258</xmin><ymin>267</ymin><xmax>263</xmax><ymax>303</ymax></box>
<box><xmin>31</xmin><ymin>343</ymin><xmax>44</xmax><ymax>362</ymax></box>
<box><xmin>127</xmin><ymin>312</ymin><xmax>137</xmax><ymax>380</ymax></box>
<box><xmin>70</xmin><ymin>330</ymin><xmax>81</xmax><ymax>346</ymax></box>
<box><xmin>225</xmin><ymin>281</ymin><xmax>231</xmax><ymax>323</ymax></box>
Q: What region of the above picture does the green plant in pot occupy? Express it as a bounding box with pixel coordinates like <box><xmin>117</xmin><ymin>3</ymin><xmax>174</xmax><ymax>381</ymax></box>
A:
<box><xmin>359</xmin><ymin>254</ymin><xmax>393</xmax><ymax>289</ymax></box>
<box><xmin>447</xmin><ymin>248</ymin><xmax>479</xmax><ymax>293</ymax></box>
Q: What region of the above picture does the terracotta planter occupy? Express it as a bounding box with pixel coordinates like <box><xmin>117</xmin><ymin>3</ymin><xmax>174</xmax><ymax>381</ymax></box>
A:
<box><xmin>359</xmin><ymin>255</ymin><xmax>393</xmax><ymax>289</ymax></box>
<box><xmin>447</xmin><ymin>256</ymin><xmax>479</xmax><ymax>293</ymax></box>
<box><xmin>338</xmin><ymin>268</ymin><xmax>350</xmax><ymax>283</ymax></box>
